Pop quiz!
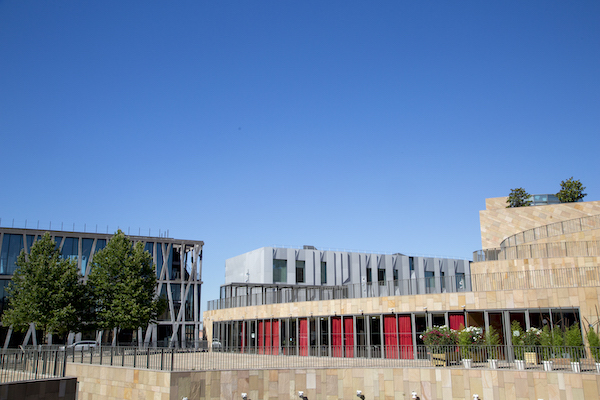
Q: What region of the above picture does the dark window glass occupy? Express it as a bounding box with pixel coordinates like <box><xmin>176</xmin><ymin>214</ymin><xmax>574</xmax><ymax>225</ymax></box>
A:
<box><xmin>0</xmin><ymin>234</ymin><xmax>24</xmax><ymax>275</ymax></box>
<box><xmin>26</xmin><ymin>235</ymin><xmax>35</xmax><ymax>251</ymax></box>
<box><xmin>296</xmin><ymin>260</ymin><xmax>305</xmax><ymax>283</ymax></box>
<box><xmin>95</xmin><ymin>239</ymin><xmax>106</xmax><ymax>252</ymax></box>
<box><xmin>393</xmin><ymin>269</ymin><xmax>398</xmax><ymax>281</ymax></box>
<box><xmin>409</xmin><ymin>257</ymin><xmax>414</xmax><ymax>272</ymax></box>
<box><xmin>273</xmin><ymin>259</ymin><xmax>287</xmax><ymax>283</ymax></box>
<box><xmin>81</xmin><ymin>238</ymin><xmax>94</xmax><ymax>275</ymax></box>
<box><xmin>366</xmin><ymin>268</ymin><xmax>372</xmax><ymax>283</ymax></box>
<box><xmin>156</xmin><ymin>243</ymin><xmax>163</xmax><ymax>278</ymax></box>
<box><xmin>378</xmin><ymin>268</ymin><xmax>386</xmax><ymax>284</ymax></box>
<box><xmin>61</xmin><ymin>237</ymin><xmax>79</xmax><ymax>262</ymax></box>
<box><xmin>144</xmin><ymin>242</ymin><xmax>154</xmax><ymax>256</ymax></box>
<box><xmin>53</xmin><ymin>236</ymin><xmax>63</xmax><ymax>251</ymax></box>
<box><xmin>321</xmin><ymin>262</ymin><xmax>327</xmax><ymax>284</ymax></box>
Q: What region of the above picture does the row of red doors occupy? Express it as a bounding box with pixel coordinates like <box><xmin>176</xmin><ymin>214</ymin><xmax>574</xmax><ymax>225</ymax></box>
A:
<box><xmin>244</xmin><ymin>313</ymin><xmax>465</xmax><ymax>359</ymax></box>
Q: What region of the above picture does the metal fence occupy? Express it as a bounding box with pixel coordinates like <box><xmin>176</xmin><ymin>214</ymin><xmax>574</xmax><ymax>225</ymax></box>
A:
<box><xmin>65</xmin><ymin>344</ymin><xmax>600</xmax><ymax>373</ymax></box>
<box><xmin>208</xmin><ymin>275</ymin><xmax>469</xmax><ymax>311</ymax></box>
<box><xmin>0</xmin><ymin>348</ymin><xmax>67</xmax><ymax>383</ymax></box>
<box><xmin>473</xmin><ymin>240</ymin><xmax>600</xmax><ymax>262</ymax></box>
<box><xmin>500</xmin><ymin>214</ymin><xmax>600</xmax><ymax>248</ymax></box>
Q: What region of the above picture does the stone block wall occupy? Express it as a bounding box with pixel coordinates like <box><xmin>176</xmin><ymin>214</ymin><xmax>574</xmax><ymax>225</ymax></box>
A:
<box><xmin>69</xmin><ymin>363</ymin><xmax>600</xmax><ymax>400</ymax></box>
<box><xmin>479</xmin><ymin>197</ymin><xmax>600</xmax><ymax>249</ymax></box>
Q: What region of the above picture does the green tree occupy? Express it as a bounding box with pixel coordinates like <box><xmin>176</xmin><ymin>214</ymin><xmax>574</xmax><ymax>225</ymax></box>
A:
<box><xmin>556</xmin><ymin>177</ymin><xmax>587</xmax><ymax>203</ymax></box>
<box><xmin>506</xmin><ymin>188</ymin><xmax>532</xmax><ymax>208</ymax></box>
<box><xmin>1</xmin><ymin>233</ymin><xmax>88</xmax><ymax>341</ymax></box>
<box><xmin>87</xmin><ymin>230</ymin><xmax>160</xmax><ymax>342</ymax></box>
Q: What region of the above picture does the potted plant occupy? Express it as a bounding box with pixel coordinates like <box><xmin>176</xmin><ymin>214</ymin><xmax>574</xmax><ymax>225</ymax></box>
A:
<box><xmin>586</xmin><ymin>326</ymin><xmax>600</xmax><ymax>373</ymax></box>
<box><xmin>565</xmin><ymin>324</ymin><xmax>584</xmax><ymax>372</ymax></box>
<box><xmin>458</xmin><ymin>325</ymin><xmax>483</xmax><ymax>368</ymax></box>
<box><xmin>485</xmin><ymin>326</ymin><xmax>500</xmax><ymax>369</ymax></box>
<box><xmin>540</xmin><ymin>325</ymin><xmax>553</xmax><ymax>371</ymax></box>
<box><xmin>511</xmin><ymin>321</ymin><xmax>525</xmax><ymax>370</ymax></box>
<box><xmin>422</xmin><ymin>325</ymin><xmax>457</xmax><ymax>366</ymax></box>
<box><xmin>522</xmin><ymin>327</ymin><xmax>541</xmax><ymax>366</ymax></box>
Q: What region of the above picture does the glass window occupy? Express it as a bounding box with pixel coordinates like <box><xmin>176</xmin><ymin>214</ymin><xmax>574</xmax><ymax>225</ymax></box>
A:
<box><xmin>144</xmin><ymin>242</ymin><xmax>154</xmax><ymax>256</ymax></box>
<box><xmin>273</xmin><ymin>259</ymin><xmax>287</xmax><ymax>283</ymax></box>
<box><xmin>378</xmin><ymin>268</ymin><xmax>386</xmax><ymax>284</ymax></box>
<box><xmin>296</xmin><ymin>260</ymin><xmax>305</xmax><ymax>283</ymax></box>
<box><xmin>95</xmin><ymin>239</ymin><xmax>106</xmax><ymax>252</ymax></box>
<box><xmin>0</xmin><ymin>234</ymin><xmax>24</xmax><ymax>275</ymax></box>
<box><xmin>53</xmin><ymin>236</ymin><xmax>63</xmax><ymax>251</ymax></box>
<box><xmin>366</xmin><ymin>268</ymin><xmax>372</xmax><ymax>283</ymax></box>
<box><xmin>61</xmin><ymin>237</ymin><xmax>79</xmax><ymax>262</ymax></box>
<box><xmin>320</xmin><ymin>262</ymin><xmax>327</xmax><ymax>284</ymax></box>
<box><xmin>81</xmin><ymin>238</ymin><xmax>94</xmax><ymax>276</ymax></box>
<box><xmin>393</xmin><ymin>269</ymin><xmax>398</xmax><ymax>281</ymax></box>
<box><xmin>156</xmin><ymin>243</ymin><xmax>163</xmax><ymax>278</ymax></box>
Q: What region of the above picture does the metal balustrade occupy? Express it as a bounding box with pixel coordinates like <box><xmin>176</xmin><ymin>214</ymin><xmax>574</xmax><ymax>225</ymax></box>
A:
<box><xmin>0</xmin><ymin>348</ymin><xmax>67</xmax><ymax>383</ymax></box>
<box><xmin>500</xmin><ymin>214</ymin><xmax>600</xmax><ymax>249</ymax></box>
<box><xmin>60</xmin><ymin>345</ymin><xmax>600</xmax><ymax>373</ymax></box>
<box><xmin>473</xmin><ymin>240</ymin><xmax>600</xmax><ymax>262</ymax></box>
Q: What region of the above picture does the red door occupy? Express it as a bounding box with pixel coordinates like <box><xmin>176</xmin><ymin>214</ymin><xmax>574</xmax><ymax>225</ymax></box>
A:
<box><xmin>398</xmin><ymin>316</ymin><xmax>413</xmax><ymax>359</ymax></box>
<box><xmin>449</xmin><ymin>314</ymin><xmax>465</xmax><ymax>331</ymax></box>
<box><xmin>384</xmin><ymin>316</ymin><xmax>398</xmax><ymax>359</ymax></box>
<box><xmin>331</xmin><ymin>317</ymin><xmax>342</xmax><ymax>357</ymax></box>
<box><xmin>344</xmin><ymin>317</ymin><xmax>354</xmax><ymax>358</ymax></box>
<box><xmin>265</xmin><ymin>320</ymin><xmax>272</xmax><ymax>355</ymax></box>
<box><xmin>299</xmin><ymin>318</ymin><xmax>308</xmax><ymax>356</ymax></box>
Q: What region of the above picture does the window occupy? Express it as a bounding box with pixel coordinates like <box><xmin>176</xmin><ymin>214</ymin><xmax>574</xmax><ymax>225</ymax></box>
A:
<box><xmin>393</xmin><ymin>268</ymin><xmax>398</xmax><ymax>281</ymax></box>
<box><xmin>366</xmin><ymin>268</ymin><xmax>372</xmax><ymax>283</ymax></box>
<box><xmin>378</xmin><ymin>268</ymin><xmax>386</xmax><ymax>285</ymax></box>
<box><xmin>296</xmin><ymin>260</ymin><xmax>305</xmax><ymax>283</ymax></box>
<box><xmin>320</xmin><ymin>262</ymin><xmax>327</xmax><ymax>284</ymax></box>
<box><xmin>273</xmin><ymin>259</ymin><xmax>287</xmax><ymax>283</ymax></box>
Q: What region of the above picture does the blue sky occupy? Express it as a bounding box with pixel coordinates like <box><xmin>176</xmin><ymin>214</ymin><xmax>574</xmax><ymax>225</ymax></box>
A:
<box><xmin>1</xmin><ymin>1</ymin><xmax>599</xmax><ymax>315</ymax></box>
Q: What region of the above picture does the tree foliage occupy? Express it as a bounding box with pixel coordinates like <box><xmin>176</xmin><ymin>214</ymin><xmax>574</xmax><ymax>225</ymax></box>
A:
<box><xmin>87</xmin><ymin>230</ymin><xmax>160</xmax><ymax>333</ymax></box>
<box><xmin>506</xmin><ymin>187</ymin><xmax>532</xmax><ymax>208</ymax></box>
<box><xmin>1</xmin><ymin>233</ymin><xmax>88</xmax><ymax>338</ymax></box>
<box><xmin>556</xmin><ymin>177</ymin><xmax>586</xmax><ymax>203</ymax></box>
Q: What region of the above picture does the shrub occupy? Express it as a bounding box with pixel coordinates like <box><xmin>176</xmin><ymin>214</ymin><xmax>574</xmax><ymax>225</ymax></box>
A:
<box><xmin>511</xmin><ymin>321</ymin><xmax>525</xmax><ymax>360</ymax></box>
<box><xmin>422</xmin><ymin>325</ymin><xmax>457</xmax><ymax>353</ymax></box>
<box><xmin>485</xmin><ymin>326</ymin><xmax>501</xmax><ymax>359</ymax></box>
<box><xmin>587</xmin><ymin>327</ymin><xmax>600</xmax><ymax>362</ymax></box>
<box><xmin>458</xmin><ymin>325</ymin><xmax>483</xmax><ymax>359</ymax></box>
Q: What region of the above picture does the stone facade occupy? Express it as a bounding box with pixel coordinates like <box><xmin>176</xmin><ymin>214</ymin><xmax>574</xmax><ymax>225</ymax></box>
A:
<box><xmin>67</xmin><ymin>363</ymin><xmax>600</xmax><ymax>400</ymax></box>
<box><xmin>479</xmin><ymin>197</ymin><xmax>600</xmax><ymax>249</ymax></box>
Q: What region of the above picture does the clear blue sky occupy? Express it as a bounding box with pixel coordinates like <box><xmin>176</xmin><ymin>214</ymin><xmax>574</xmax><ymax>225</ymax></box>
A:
<box><xmin>1</xmin><ymin>1</ymin><xmax>599</xmax><ymax>316</ymax></box>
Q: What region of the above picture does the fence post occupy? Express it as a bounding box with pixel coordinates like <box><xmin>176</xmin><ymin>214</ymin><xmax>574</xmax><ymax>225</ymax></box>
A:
<box><xmin>147</xmin><ymin>347</ymin><xmax>150</xmax><ymax>369</ymax></box>
<box><xmin>170</xmin><ymin>348</ymin><xmax>175</xmax><ymax>371</ymax></box>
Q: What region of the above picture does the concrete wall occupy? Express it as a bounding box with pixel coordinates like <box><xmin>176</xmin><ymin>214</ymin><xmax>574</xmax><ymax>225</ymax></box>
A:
<box><xmin>0</xmin><ymin>377</ymin><xmax>77</xmax><ymax>400</ymax></box>
<box><xmin>67</xmin><ymin>363</ymin><xmax>600</xmax><ymax>400</ymax></box>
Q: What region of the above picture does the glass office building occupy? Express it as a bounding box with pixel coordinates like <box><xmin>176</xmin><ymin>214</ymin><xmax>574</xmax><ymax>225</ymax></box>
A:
<box><xmin>0</xmin><ymin>227</ymin><xmax>203</xmax><ymax>348</ymax></box>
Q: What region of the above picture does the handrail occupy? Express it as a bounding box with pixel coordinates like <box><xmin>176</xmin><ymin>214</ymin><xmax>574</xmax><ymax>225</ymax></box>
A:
<box><xmin>500</xmin><ymin>214</ymin><xmax>600</xmax><ymax>249</ymax></box>
<box><xmin>473</xmin><ymin>239</ymin><xmax>600</xmax><ymax>262</ymax></box>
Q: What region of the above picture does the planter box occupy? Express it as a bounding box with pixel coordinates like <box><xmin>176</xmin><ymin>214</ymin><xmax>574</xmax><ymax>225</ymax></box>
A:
<box><xmin>488</xmin><ymin>359</ymin><xmax>498</xmax><ymax>369</ymax></box>
<box><xmin>571</xmin><ymin>361</ymin><xmax>581</xmax><ymax>373</ymax></box>
<box><xmin>543</xmin><ymin>360</ymin><xmax>553</xmax><ymax>371</ymax></box>
<box><xmin>524</xmin><ymin>352</ymin><xmax>537</xmax><ymax>365</ymax></box>
<box><xmin>515</xmin><ymin>360</ymin><xmax>525</xmax><ymax>370</ymax></box>
<box><xmin>431</xmin><ymin>352</ymin><xmax>459</xmax><ymax>367</ymax></box>
<box><xmin>462</xmin><ymin>359</ymin><xmax>472</xmax><ymax>369</ymax></box>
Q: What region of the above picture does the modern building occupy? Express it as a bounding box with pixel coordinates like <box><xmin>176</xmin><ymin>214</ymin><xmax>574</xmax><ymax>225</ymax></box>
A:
<box><xmin>204</xmin><ymin>195</ymin><xmax>600</xmax><ymax>359</ymax></box>
<box><xmin>0</xmin><ymin>227</ymin><xmax>204</xmax><ymax>347</ymax></box>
